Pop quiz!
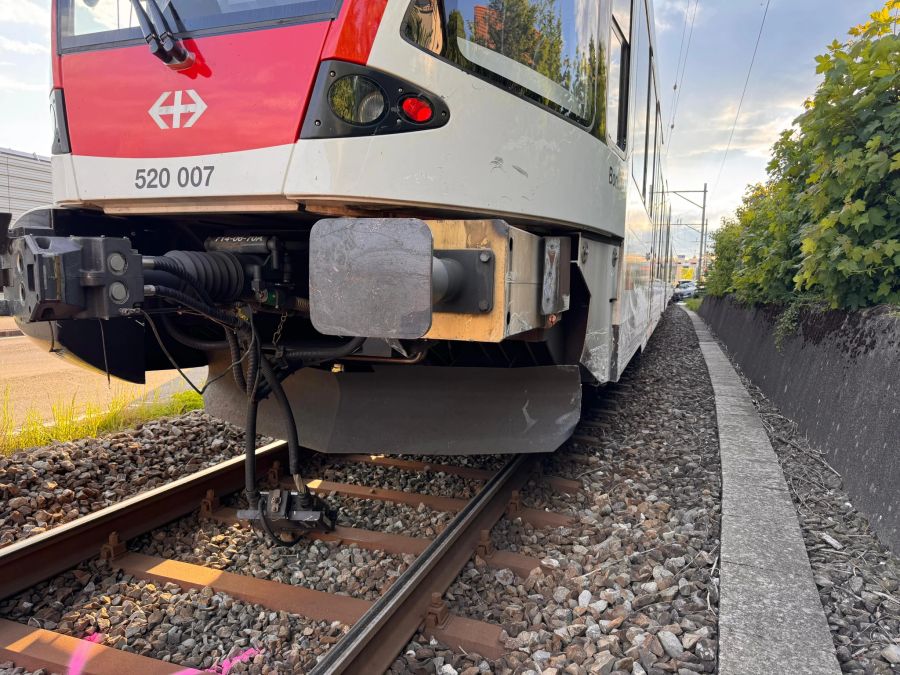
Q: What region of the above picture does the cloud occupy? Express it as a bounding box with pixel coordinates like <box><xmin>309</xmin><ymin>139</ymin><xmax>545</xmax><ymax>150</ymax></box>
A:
<box><xmin>654</xmin><ymin>0</ymin><xmax>702</xmax><ymax>35</ymax></box>
<box><xmin>0</xmin><ymin>73</ymin><xmax>46</xmax><ymax>92</ymax></box>
<box><xmin>0</xmin><ymin>36</ymin><xmax>48</xmax><ymax>55</ymax></box>
<box><xmin>0</xmin><ymin>0</ymin><xmax>50</xmax><ymax>28</ymax></box>
<box><xmin>671</xmin><ymin>97</ymin><xmax>804</xmax><ymax>161</ymax></box>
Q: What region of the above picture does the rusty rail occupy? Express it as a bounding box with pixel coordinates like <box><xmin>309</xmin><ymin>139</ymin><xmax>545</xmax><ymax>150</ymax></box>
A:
<box><xmin>310</xmin><ymin>454</ymin><xmax>535</xmax><ymax>675</ymax></box>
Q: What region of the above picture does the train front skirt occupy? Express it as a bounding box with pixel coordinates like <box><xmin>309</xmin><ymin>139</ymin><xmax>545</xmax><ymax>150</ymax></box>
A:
<box><xmin>204</xmin><ymin>358</ymin><xmax>582</xmax><ymax>456</ymax></box>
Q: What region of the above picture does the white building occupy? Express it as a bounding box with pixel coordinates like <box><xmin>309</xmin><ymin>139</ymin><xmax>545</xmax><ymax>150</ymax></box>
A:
<box><xmin>1</xmin><ymin>148</ymin><xmax>52</xmax><ymax>311</ymax></box>
<box><xmin>1</xmin><ymin>148</ymin><xmax>53</xmax><ymax>224</ymax></box>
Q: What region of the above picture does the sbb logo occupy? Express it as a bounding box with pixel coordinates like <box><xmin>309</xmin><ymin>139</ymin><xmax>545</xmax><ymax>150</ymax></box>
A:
<box><xmin>148</xmin><ymin>90</ymin><xmax>208</xmax><ymax>130</ymax></box>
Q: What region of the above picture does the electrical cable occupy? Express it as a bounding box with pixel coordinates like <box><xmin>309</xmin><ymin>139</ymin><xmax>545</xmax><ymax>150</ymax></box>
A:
<box><xmin>161</xmin><ymin>313</ymin><xmax>229</xmax><ymax>351</ymax></box>
<box><xmin>227</xmin><ymin>330</ymin><xmax>248</xmax><ymax>392</ymax></box>
<box><xmin>712</xmin><ymin>0</ymin><xmax>772</xmax><ymax>197</ymax></box>
<box><xmin>666</xmin><ymin>0</ymin><xmax>700</xmax><ymax>154</ymax></box>
<box><xmin>139</xmin><ymin>310</ymin><xmax>250</xmax><ymax>396</ymax></box>
<box><xmin>145</xmin><ymin>284</ymin><xmax>244</xmax><ymax>330</ymax></box>
<box><xmin>280</xmin><ymin>336</ymin><xmax>365</xmax><ymax>365</ymax></box>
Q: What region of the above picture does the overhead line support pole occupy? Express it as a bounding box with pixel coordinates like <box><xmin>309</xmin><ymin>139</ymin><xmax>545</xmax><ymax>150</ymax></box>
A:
<box><xmin>696</xmin><ymin>183</ymin><xmax>707</xmax><ymax>282</ymax></box>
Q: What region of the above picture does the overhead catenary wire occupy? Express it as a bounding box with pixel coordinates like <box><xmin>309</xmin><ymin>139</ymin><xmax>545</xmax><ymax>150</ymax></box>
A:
<box><xmin>712</xmin><ymin>0</ymin><xmax>772</xmax><ymax>197</ymax></box>
<box><xmin>666</xmin><ymin>0</ymin><xmax>700</xmax><ymax>154</ymax></box>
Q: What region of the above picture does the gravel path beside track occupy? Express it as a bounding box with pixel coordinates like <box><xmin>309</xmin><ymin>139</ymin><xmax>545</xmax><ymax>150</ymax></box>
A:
<box><xmin>392</xmin><ymin>306</ymin><xmax>723</xmax><ymax>675</ymax></box>
<box><xmin>0</xmin><ymin>411</ymin><xmax>262</xmax><ymax>549</ymax></box>
<box><xmin>720</xmin><ymin>349</ymin><xmax>900</xmax><ymax>674</ymax></box>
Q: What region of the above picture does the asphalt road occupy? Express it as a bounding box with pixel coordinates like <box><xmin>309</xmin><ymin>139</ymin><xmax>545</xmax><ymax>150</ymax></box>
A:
<box><xmin>0</xmin><ymin>323</ymin><xmax>203</xmax><ymax>427</ymax></box>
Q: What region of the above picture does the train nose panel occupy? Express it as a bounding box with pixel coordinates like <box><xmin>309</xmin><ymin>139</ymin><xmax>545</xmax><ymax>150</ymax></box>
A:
<box><xmin>60</xmin><ymin>22</ymin><xmax>330</xmax><ymax>159</ymax></box>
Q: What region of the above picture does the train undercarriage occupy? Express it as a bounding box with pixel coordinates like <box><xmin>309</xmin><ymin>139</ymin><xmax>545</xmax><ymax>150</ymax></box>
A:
<box><xmin>1</xmin><ymin>205</ymin><xmax>628</xmax><ymax>458</ymax></box>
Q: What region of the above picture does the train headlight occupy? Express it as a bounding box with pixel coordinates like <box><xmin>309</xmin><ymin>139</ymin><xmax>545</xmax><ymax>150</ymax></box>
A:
<box><xmin>328</xmin><ymin>75</ymin><xmax>386</xmax><ymax>126</ymax></box>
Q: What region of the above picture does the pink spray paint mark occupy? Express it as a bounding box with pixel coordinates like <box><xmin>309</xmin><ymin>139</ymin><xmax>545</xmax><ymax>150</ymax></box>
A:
<box><xmin>68</xmin><ymin>633</ymin><xmax>205</xmax><ymax>675</ymax></box>
<box><xmin>217</xmin><ymin>647</ymin><xmax>261</xmax><ymax>674</ymax></box>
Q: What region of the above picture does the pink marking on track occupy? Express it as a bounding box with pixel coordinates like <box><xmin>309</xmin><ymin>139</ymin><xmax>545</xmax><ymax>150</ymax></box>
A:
<box><xmin>69</xmin><ymin>634</ymin><xmax>205</xmax><ymax>675</ymax></box>
<box><xmin>218</xmin><ymin>647</ymin><xmax>260</xmax><ymax>674</ymax></box>
<box><xmin>68</xmin><ymin>635</ymin><xmax>103</xmax><ymax>675</ymax></box>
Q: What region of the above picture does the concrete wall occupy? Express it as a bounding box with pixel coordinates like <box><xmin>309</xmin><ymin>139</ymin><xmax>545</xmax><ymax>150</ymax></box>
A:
<box><xmin>699</xmin><ymin>295</ymin><xmax>899</xmax><ymax>552</ymax></box>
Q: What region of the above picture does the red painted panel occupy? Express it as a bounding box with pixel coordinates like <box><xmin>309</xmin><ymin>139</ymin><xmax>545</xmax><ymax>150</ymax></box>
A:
<box><xmin>321</xmin><ymin>0</ymin><xmax>389</xmax><ymax>65</ymax></box>
<box><xmin>62</xmin><ymin>23</ymin><xmax>329</xmax><ymax>158</ymax></box>
<box><xmin>51</xmin><ymin>2</ymin><xmax>61</xmax><ymax>88</ymax></box>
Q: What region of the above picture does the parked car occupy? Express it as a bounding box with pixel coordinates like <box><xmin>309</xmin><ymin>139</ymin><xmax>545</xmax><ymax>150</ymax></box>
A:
<box><xmin>673</xmin><ymin>281</ymin><xmax>698</xmax><ymax>301</ymax></box>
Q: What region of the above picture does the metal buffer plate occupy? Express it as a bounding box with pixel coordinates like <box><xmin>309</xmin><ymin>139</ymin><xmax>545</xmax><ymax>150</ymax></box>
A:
<box><xmin>309</xmin><ymin>218</ymin><xmax>434</xmax><ymax>339</ymax></box>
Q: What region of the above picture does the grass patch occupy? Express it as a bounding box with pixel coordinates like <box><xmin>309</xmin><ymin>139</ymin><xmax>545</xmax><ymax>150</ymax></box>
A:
<box><xmin>0</xmin><ymin>388</ymin><xmax>204</xmax><ymax>454</ymax></box>
<box><xmin>684</xmin><ymin>297</ymin><xmax>703</xmax><ymax>313</ymax></box>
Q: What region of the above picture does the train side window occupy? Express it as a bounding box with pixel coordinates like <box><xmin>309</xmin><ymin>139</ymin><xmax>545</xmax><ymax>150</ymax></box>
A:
<box><xmin>648</xmin><ymin>87</ymin><xmax>658</xmax><ymax>212</ymax></box>
<box><xmin>608</xmin><ymin>21</ymin><xmax>630</xmax><ymax>150</ymax></box>
<box><xmin>613</xmin><ymin>0</ymin><xmax>632</xmax><ymax>37</ymax></box>
<box><xmin>631</xmin><ymin>3</ymin><xmax>651</xmax><ymax>195</ymax></box>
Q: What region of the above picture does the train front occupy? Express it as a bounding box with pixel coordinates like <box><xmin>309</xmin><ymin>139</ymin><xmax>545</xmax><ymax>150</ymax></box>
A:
<box><xmin>0</xmin><ymin>0</ymin><xmax>600</xmax><ymax>477</ymax></box>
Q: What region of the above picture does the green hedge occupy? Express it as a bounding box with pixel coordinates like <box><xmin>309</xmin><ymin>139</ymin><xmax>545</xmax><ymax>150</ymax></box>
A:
<box><xmin>708</xmin><ymin>2</ymin><xmax>900</xmax><ymax>309</ymax></box>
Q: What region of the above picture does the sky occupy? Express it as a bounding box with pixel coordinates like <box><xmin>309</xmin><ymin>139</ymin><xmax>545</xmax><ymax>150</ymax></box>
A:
<box><xmin>0</xmin><ymin>0</ymin><xmax>880</xmax><ymax>255</ymax></box>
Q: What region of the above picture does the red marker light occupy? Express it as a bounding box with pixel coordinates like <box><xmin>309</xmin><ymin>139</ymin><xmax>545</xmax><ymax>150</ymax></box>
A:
<box><xmin>400</xmin><ymin>96</ymin><xmax>434</xmax><ymax>123</ymax></box>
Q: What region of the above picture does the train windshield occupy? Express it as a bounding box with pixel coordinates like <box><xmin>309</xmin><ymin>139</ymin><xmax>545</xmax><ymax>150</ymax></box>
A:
<box><xmin>58</xmin><ymin>0</ymin><xmax>342</xmax><ymax>50</ymax></box>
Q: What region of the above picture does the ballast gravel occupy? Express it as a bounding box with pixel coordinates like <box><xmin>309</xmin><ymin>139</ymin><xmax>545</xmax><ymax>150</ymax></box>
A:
<box><xmin>321</xmin><ymin>460</ymin><xmax>482</xmax><ymax>500</ymax></box>
<box><xmin>134</xmin><ymin>516</ymin><xmax>414</xmax><ymax>601</ymax></box>
<box><xmin>0</xmin><ymin>411</ymin><xmax>261</xmax><ymax>548</ymax></box>
<box><xmin>0</xmin><ymin>561</ymin><xmax>345</xmax><ymax>673</ymax></box>
<box><xmin>719</xmin><ymin>347</ymin><xmax>900</xmax><ymax>674</ymax></box>
<box><xmin>391</xmin><ymin>306</ymin><xmax>723</xmax><ymax>675</ymax></box>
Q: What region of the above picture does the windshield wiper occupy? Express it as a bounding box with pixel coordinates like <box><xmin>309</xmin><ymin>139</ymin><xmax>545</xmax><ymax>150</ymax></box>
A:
<box><xmin>129</xmin><ymin>0</ymin><xmax>194</xmax><ymax>70</ymax></box>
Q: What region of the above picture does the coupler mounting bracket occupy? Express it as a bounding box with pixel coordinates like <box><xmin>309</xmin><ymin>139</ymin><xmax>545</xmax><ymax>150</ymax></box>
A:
<box><xmin>237</xmin><ymin>489</ymin><xmax>337</xmax><ymax>536</ymax></box>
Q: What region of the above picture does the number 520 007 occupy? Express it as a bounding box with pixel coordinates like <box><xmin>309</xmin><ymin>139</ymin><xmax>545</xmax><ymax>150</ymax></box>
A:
<box><xmin>134</xmin><ymin>166</ymin><xmax>215</xmax><ymax>190</ymax></box>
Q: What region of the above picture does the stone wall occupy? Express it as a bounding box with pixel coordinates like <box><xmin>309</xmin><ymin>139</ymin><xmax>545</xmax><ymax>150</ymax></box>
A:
<box><xmin>699</xmin><ymin>295</ymin><xmax>899</xmax><ymax>552</ymax></box>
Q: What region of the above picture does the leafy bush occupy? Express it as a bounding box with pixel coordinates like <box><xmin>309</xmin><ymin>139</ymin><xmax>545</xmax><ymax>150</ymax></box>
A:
<box><xmin>706</xmin><ymin>219</ymin><xmax>742</xmax><ymax>297</ymax></box>
<box><xmin>708</xmin><ymin>2</ymin><xmax>900</xmax><ymax>309</ymax></box>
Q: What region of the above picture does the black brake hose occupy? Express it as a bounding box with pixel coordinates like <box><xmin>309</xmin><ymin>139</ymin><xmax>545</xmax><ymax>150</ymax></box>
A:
<box><xmin>244</xmin><ymin>391</ymin><xmax>260</xmax><ymax>505</ymax></box>
<box><xmin>259</xmin><ymin>355</ymin><xmax>303</xmax><ymax>481</ymax></box>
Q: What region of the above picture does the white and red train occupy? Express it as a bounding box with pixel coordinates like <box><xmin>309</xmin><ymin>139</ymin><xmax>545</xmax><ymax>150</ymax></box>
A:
<box><xmin>2</xmin><ymin>0</ymin><xmax>674</xmax><ymax>469</ymax></box>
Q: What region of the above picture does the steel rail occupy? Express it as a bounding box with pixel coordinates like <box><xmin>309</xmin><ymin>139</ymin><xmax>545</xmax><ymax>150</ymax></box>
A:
<box><xmin>310</xmin><ymin>454</ymin><xmax>534</xmax><ymax>675</ymax></box>
<box><xmin>0</xmin><ymin>440</ymin><xmax>287</xmax><ymax>601</ymax></box>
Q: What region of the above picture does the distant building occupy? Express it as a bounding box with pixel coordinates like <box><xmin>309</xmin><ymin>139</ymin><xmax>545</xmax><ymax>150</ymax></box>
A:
<box><xmin>1</xmin><ymin>148</ymin><xmax>52</xmax><ymax>312</ymax></box>
<box><xmin>0</xmin><ymin>148</ymin><xmax>53</xmax><ymax>224</ymax></box>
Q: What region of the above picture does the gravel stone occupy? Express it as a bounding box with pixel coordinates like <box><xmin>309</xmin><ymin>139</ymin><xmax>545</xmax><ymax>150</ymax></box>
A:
<box><xmin>0</xmin><ymin>411</ymin><xmax>265</xmax><ymax>549</ymax></box>
<box><xmin>394</xmin><ymin>308</ymin><xmax>721</xmax><ymax>675</ymax></box>
<box><xmin>0</xmin><ymin>561</ymin><xmax>345</xmax><ymax>673</ymax></box>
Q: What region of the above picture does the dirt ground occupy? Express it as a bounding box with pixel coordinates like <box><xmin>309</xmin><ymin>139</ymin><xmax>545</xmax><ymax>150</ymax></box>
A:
<box><xmin>0</xmin><ymin>328</ymin><xmax>204</xmax><ymax>426</ymax></box>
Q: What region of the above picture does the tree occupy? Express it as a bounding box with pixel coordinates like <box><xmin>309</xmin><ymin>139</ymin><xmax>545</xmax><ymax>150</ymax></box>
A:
<box><xmin>705</xmin><ymin>1</ymin><xmax>900</xmax><ymax>309</ymax></box>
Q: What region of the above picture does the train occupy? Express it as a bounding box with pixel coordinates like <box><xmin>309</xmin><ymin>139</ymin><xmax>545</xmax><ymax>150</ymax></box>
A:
<box><xmin>1</xmin><ymin>0</ymin><xmax>674</xmax><ymax>532</ymax></box>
